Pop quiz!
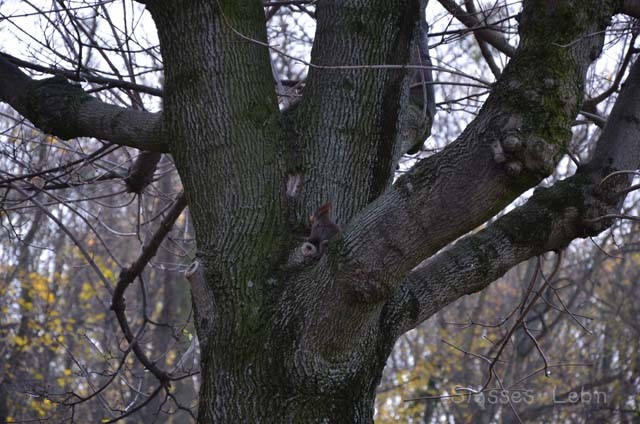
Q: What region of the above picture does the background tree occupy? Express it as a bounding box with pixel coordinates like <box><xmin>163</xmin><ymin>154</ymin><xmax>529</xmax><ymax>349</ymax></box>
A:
<box><xmin>1</xmin><ymin>0</ymin><xmax>639</xmax><ymax>422</ymax></box>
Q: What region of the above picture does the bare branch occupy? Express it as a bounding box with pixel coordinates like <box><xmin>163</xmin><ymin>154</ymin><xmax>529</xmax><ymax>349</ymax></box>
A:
<box><xmin>101</xmin><ymin>385</ymin><xmax>165</xmax><ymax>424</ymax></box>
<box><xmin>579</xmin><ymin>110</ymin><xmax>607</xmax><ymax>128</ymax></box>
<box><xmin>464</xmin><ymin>0</ymin><xmax>502</xmax><ymax>79</ymax></box>
<box><xmin>437</xmin><ymin>0</ymin><xmax>516</xmax><ymax>57</ymax></box>
<box><xmin>0</xmin><ymin>52</ymin><xmax>163</xmax><ymax>97</ymax></box>
<box><xmin>10</xmin><ymin>184</ymin><xmax>115</xmax><ymax>295</ymax></box>
<box><xmin>582</xmin><ymin>33</ymin><xmax>638</xmax><ymax>112</ymax></box>
<box><xmin>110</xmin><ymin>193</ymin><xmax>187</xmax><ymax>384</ymax></box>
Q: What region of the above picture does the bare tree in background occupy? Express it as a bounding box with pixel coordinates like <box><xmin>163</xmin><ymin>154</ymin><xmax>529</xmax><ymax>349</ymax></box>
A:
<box><xmin>0</xmin><ymin>0</ymin><xmax>639</xmax><ymax>422</ymax></box>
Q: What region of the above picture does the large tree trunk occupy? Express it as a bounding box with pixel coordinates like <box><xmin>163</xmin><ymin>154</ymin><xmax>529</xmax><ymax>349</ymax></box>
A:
<box><xmin>144</xmin><ymin>0</ymin><xmax>623</xmax><ymax>422</ymax></box>
<box><xmin>3</xmin><ymin>0</ymin><xmax>640</xmax><ymax>422</ymax></box>
<box><xmin>147</xmin><ymin>1</ymin><xmax>415</xmax><ymax>421</ymax></box>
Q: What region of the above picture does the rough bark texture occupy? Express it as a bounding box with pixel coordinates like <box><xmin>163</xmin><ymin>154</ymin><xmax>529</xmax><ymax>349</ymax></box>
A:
<box><xmin>341</xmin><ymin>0</ymin><xmax>614</xmax><ymax>288</ymax></box>
<box><xmin>0</xmin><ymin>56</ymin><xmax>165</xmax><ymax>151</ymax></box>
<box><xmin>288</xmin><ymin>0</ymin><xmax>419</xmax><ymax>224</ymax></box>
<box><xmin>2</xmin><ymin>0</ymin><xmax>639</xmax><ymax>422</ymax></box>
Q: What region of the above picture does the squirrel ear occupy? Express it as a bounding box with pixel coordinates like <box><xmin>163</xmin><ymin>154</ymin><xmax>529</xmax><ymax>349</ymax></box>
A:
<box><xmin>317</xmin><ymin>202</ymin><xmax>332</xmax><ymax>215</ymax></box>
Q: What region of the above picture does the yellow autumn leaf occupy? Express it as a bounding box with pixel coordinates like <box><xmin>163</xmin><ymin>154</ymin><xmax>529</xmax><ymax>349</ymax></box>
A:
<box><xmin>79</xmin><ymin>283</ymin><xmax>95</xmax><ymax>301</ymax></box>
<box><xmin>42</xmin><ymin>333</ymin><xmax>53</xmax><ymax>346</ymax></box>
<box><xmin>18</xmin><ymin>299</ymin><xmax>33</xmax><ymax>311</ymax></box>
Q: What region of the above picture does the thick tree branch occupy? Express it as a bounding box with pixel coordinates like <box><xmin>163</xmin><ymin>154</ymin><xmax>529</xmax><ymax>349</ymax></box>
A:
<box><xmin>338</xmin><ymin>0</ymin><xmax>617</xmax><ymax>302</ymax></box>
<box><xmin>124</xmin><ymin>152</ymin><xmax>163</xmax><ymax>194</ymax></box>
<box><xmin>584</xmin><ymin>78</ymin><xmax>640</xmax><ymax>174</ymax></box>
<box><xmin>0</xmin><ymin>53</ymin><xmax>167</xmax><ymax>152</ymax></box>
<box><xmin>290</xmin><ymin>0</ymin><xmax>420</xmax><ymax>224</ymax></box>
<box><xmin>437</xmin><ymin>0</ymin><xmax>516</xmax><ymax>57</ymax></box>
<box><xmin>388</xmin><ymin>56</ymin><xmax>640</xmax><ymax>336</ymax></box>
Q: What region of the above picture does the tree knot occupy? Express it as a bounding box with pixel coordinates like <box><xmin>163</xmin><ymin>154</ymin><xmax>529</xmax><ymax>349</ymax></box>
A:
<box><xmin>27</xmin><ymin>76</ymin><xmax>91</xmax><ymax>140</ymax></box>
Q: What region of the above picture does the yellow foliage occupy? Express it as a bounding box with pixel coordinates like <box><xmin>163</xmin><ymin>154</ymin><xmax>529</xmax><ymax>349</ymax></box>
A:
<box><xmin>79</xmin><ymin>283</ymin><xmax>96</xmax><ymax>301</ymax></box>
<box><xmin>40</xmin><ymin>332</ymin><xmax>56</xmax><ymax>348</ymax></box>
<box><xmin>28</xmin><ymin>272</ymin><xmax>50</xmax><ymax>300</ymax></box>
<box><xmin>17</xmin><ymin>299</ymin><xmax>33</xmax><ymax>311</ymax></box>
<box><xmin>64</xmin><ymin>318</ymin><xmax>77</xmax><ymax>332</ymax></box>
<box><xmin>30</xmin><ymin>396</ymin><xmax>55</xmax><ymax>417</ymax></box>
<box><xmin>87</xmin><ymin>312</ymin><xmax>106</xmax><ymax>324</ymax></box>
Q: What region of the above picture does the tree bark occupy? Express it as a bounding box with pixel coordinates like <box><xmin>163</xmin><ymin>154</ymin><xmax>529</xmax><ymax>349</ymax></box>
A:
<box><xmin>1</xmin><ymin>0</ymin><xmax>638</xmax><ymax>422</ymax></box>
<box><xmin>0</xmin><ymin>55</ymin><xmax>165</xmax><ymax>151</ymax></box>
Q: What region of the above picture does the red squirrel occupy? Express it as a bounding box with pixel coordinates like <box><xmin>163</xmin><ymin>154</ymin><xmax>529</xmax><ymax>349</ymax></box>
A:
<box><xmin>302</xmin><ymin>202</ymin><xmax>340</xmax><ymax>257</ymax></box>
